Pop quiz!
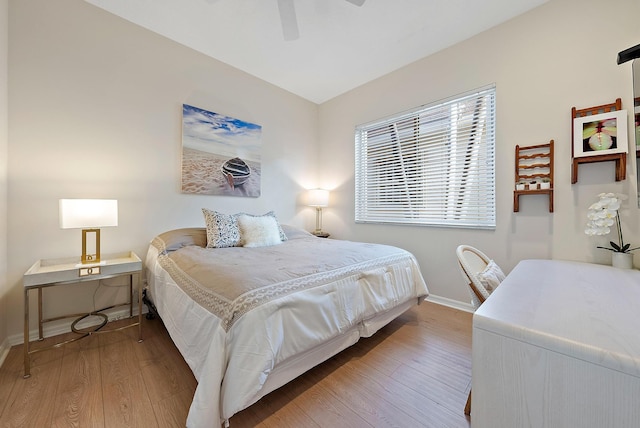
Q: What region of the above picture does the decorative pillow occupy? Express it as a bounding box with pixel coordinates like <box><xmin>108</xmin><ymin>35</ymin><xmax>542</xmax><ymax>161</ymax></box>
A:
<box><xmin>280</xmin><ymin>224</ymin><xmax>314</xmax><ymax>240</ymax></box>
<box><xmin>151</xmin><ymin>228</ymin><xmax>207</xmax><ymax>254</ymax></box>
<box><xmin>202</xmin><ymin>209</ymin><xmax>241</xmax><ymax>248</ymax></box>
<box><xmin>477</xmin><ymin>260</ymin><xmax>505</xmax><ymax>294</ymax></box>
<box><xmin>237</xmin><ymin>214</ymin><xmax>282</xmax><ymax>248</ymax></box>
<box><xmin>237</xmin><ymin>211</ymin><xmax>287</xmax><ymax>242</ymax></box>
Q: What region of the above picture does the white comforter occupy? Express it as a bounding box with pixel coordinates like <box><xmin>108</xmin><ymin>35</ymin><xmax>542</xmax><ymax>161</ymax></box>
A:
<box><xmin>145</xmin><ymin>227</ymin><xmax>428</xmax><ymax>427</ymax></box>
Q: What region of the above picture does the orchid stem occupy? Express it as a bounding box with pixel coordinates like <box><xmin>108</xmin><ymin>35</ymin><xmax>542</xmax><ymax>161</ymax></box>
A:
<box><xmin>617</xmin><ymin>213</ymin><xmax>624</xmax><ymax>248</ymax></box>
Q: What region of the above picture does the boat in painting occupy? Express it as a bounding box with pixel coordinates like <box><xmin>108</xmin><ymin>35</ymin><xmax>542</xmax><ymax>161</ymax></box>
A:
<box><xmin>221</xmin><ymin>157</ymin><xmax>251</xmax><ymax>189</ymax></box>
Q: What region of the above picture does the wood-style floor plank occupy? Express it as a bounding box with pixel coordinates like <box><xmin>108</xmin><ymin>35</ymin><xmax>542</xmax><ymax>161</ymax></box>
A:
<box><xmin>51</xmin><ymin>347</ymin><xmax>104</xmax><ymax>428</ymax></box>
<box><xmin>242</xmin><ymin>386</ymin><xmax>321</xmax><ymax>428</ymax></box>
<box><xmin>278</xmin><ymin>372</ymin><xmax>371</xmax><ymax>427</ymax></box>
<box><xmin>153</xmin><ymin>388</ymin><xmax>194</xmax><ymax>428</ymax></box>
<box><xmin>0</xmin><ymin>354</ymin><xmax>61</xmax><ymax>427</ymax></box>
<box><xmin>100</xmin><ymin>335</ymin><xmax>157</xmax><ymax>427</ymax></box>
<box><xmin>0</xmin><ymin>301</ymin><xmax>472</xmax><ymax>427</ymax></box>
<box><xmin>0</xmin><ymin>345</ymin><xmax>22</xmax><ymax>418</ymax></box>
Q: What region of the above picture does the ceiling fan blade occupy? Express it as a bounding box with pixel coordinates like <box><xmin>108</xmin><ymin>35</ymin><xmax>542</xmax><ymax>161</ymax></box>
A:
<box><xmin>345</xmin><ymin>0</ymin><xmax>365</xmax><ymax>6</ymax></box>
<box><xmin>277</xmin><ymin>0</ymin><xmax>299</xmax><ymax>41</ymax></box>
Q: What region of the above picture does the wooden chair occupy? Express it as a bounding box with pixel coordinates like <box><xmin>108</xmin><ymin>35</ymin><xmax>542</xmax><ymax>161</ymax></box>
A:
<box><xmin>456</xmin><ymin>245</ymin><xmax>495</xmax><ymax>310</ymax></box>
<box><xmin>456</xmin><ymin>245</ymin><xmax>505</xmax><ymax>416</ymax></box>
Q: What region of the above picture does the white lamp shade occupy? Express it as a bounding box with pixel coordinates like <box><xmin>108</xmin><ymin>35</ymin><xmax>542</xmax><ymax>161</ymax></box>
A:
<box><xmin>308</xmin><ymin>189</ymin><xmax>329</xmax><ymax>207</ymax></box>
<box><xmin>59</xmin><ymin>199</ymin><xmax>118</xmax><ymax>229</ymax></box>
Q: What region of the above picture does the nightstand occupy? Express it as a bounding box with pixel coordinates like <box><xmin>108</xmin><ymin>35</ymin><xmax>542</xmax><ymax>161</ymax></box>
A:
<box><xmin>23</xmin><ymin>251</ymin><xmax>142</xmax><ymax>378</ymax></box>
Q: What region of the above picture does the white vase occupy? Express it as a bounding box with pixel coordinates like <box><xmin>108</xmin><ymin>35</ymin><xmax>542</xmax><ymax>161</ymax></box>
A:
<box><xmin>612</xmin><ymin>252</ymin><xmax>634</xmax><ymax>269</ymax></box>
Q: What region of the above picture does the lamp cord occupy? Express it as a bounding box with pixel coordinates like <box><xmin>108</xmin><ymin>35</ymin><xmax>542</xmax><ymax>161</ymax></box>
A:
<box><xmin>92</xmin><ymin>279</ymin><xmax>128</xmax><ymax>314</ymax></box>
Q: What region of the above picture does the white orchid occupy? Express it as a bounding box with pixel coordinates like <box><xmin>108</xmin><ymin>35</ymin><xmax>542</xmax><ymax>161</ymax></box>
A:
<box><xmin>585</xmin><ymin>193</ymin><xmax>638</xmax><ymax>253</ymax></box>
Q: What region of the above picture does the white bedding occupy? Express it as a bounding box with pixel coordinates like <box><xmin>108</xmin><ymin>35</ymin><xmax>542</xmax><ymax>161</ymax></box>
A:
<box><xmin>145</xmin><ymin>226</ymin><xmax>429</xmax><ymax>427</ymax></box>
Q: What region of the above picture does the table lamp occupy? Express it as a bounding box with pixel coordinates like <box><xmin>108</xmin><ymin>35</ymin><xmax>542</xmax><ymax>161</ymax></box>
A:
<box><xmin>308</xmin><ymin>189</ymin><xmax>329</xmax><ymax>237</ymax></box>
<box><xmin>59</xmin><ymin>199</ymin><xmax>118</xmax><ymax>264</ymax></box>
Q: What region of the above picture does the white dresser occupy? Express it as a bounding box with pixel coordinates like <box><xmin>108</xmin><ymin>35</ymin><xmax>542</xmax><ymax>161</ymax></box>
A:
<box><xmin>472</xmin><ymin>259</ymin><xmax>640</xmax><ymax>427</ymax></box>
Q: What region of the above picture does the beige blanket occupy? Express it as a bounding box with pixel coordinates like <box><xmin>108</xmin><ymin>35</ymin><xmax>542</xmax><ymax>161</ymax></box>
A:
<box><xmin>153</xmin><ymin>234</ymin><xmax>415</xmax><ymax>330</ymax></box>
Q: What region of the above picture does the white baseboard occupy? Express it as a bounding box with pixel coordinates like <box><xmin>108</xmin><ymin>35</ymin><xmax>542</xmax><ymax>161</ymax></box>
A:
<box><xmin>7</xmin><ymin>305</ymin><xmax>148</xmax><ymax>348</ymax></box>
<box><xmin>0</xmin><ymin>336</ymin><xmax>10</xmax><ymax>368</ymax></box>
<box><xmin>426</xmin><ymin>294</ymin><xmax>475</xmax><ymax>313</ymax></box>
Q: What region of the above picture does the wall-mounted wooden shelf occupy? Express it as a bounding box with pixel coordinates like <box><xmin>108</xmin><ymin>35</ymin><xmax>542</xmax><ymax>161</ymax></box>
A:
<box><xmin>571</xmin><ymin>98</ymin><xmax>625</xmax><ymax>183</ymax></box>
<box><xmin>514</xmin><ymin>140</ymin><xmax>554</xmax><ymax>213</ymax></box>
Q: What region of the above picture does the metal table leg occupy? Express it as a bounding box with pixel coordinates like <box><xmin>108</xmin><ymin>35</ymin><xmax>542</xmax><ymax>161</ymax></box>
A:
<box><xmin>23</xmin><ymin>288</ymin><xmax>30</xmax><ymax>378</ymax></box>
<box><xmin>137</xmin><ymin>273</ymin><xmax>143</xmax><ymax>343</ymax></box>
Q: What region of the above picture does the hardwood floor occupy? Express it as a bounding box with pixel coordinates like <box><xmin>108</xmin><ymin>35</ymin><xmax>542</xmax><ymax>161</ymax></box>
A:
<box><xmin>0</xmin><ymin>301</ymin><xmax>472</xmax><ymax>427</ymax></box>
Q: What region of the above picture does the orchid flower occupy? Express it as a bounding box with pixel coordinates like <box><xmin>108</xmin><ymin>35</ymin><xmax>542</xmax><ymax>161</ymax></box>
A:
<box><xmin>585</xmin><ymin>193</ymin><xmax>639</xmax><ymax>253</ymax></box>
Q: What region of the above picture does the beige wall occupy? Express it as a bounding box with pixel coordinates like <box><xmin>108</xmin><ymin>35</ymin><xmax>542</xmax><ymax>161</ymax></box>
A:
<box><xmin>319</xmin><ymin>0</ymin><xmax>640</xmax><ymax>304</ymax></box>
<box><xmin>6</xmin><ymin>0</ymin><xmax>319</xmax><ymax>341</ymax></box>
<box><xmin>1</xmin><ymin>0</ymin><xmax>8</xmax><ymax>351</ymax></box>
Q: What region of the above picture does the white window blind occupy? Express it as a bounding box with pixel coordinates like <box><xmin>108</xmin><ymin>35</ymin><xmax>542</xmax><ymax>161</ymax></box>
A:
<box><xmin>355</xmin><ymin>85</ymin><xmax>496</xmax><ymax>229</ymax></box>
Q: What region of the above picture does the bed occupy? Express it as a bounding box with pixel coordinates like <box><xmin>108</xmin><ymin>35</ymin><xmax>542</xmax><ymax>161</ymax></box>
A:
<box><xmin>145</xmin><ymin>216</ymin><xmax>429</xmax><ymax>427</ymax></box>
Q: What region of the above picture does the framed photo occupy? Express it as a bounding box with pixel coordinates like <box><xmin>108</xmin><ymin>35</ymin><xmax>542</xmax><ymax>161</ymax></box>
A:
<box><xmin>573</xmin><ymin>110</ymin><xmax>628</xmax><ymax>158</ymax></box>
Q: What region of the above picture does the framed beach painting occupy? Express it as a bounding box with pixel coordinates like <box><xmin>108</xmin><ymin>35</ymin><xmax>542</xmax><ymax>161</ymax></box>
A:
<box><xmin>181</xmin><ymin>104</ymin><xmax>262</xmax><ymax>197</ymax></box>
<box><xmin>573</xmin><ymin>110</ymin><xmax>628</xmax><ymax>158</ymax></box>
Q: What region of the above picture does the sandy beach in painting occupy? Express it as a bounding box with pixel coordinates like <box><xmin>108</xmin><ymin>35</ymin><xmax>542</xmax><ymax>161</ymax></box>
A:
<box><xmin>182</xmin><ymin>148</ymin><xmax>261</xmax><ymax>197</ymax></box>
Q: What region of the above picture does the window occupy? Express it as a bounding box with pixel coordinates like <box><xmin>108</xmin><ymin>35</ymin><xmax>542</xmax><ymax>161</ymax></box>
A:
<box><xmin>355</xmin><ymin>85</ymin><xmax>496</xmax><ymax>229</ymax></box>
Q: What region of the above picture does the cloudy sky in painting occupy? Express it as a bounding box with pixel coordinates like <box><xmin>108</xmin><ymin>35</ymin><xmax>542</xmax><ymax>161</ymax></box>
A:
<box><xmin>182</xmin><ymin>104</ymin><xmax>262</xmax><ymax>161</ymax></box>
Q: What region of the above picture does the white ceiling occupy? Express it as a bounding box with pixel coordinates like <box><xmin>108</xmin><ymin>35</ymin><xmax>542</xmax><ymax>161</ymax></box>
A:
<box><xmin>84</xmin><ymin>0</ymin><xmax>548</xmax><ymax>104</ymax></box>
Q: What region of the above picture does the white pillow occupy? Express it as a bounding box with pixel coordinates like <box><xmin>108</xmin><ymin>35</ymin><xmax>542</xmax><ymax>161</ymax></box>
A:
<box><xmin>477</xmin><ymin>260</ymin><xmax>505</xmax><ymax>294</ymax></box>
<box><xmin>237</xmin><ymin>214</ymin><xmax>282</xmax><ymax>248</ymax></box>
<box><xmin>237</xmin><ymin>210</ymin><xmax>288</xmax><ymax>242</ymax></box>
